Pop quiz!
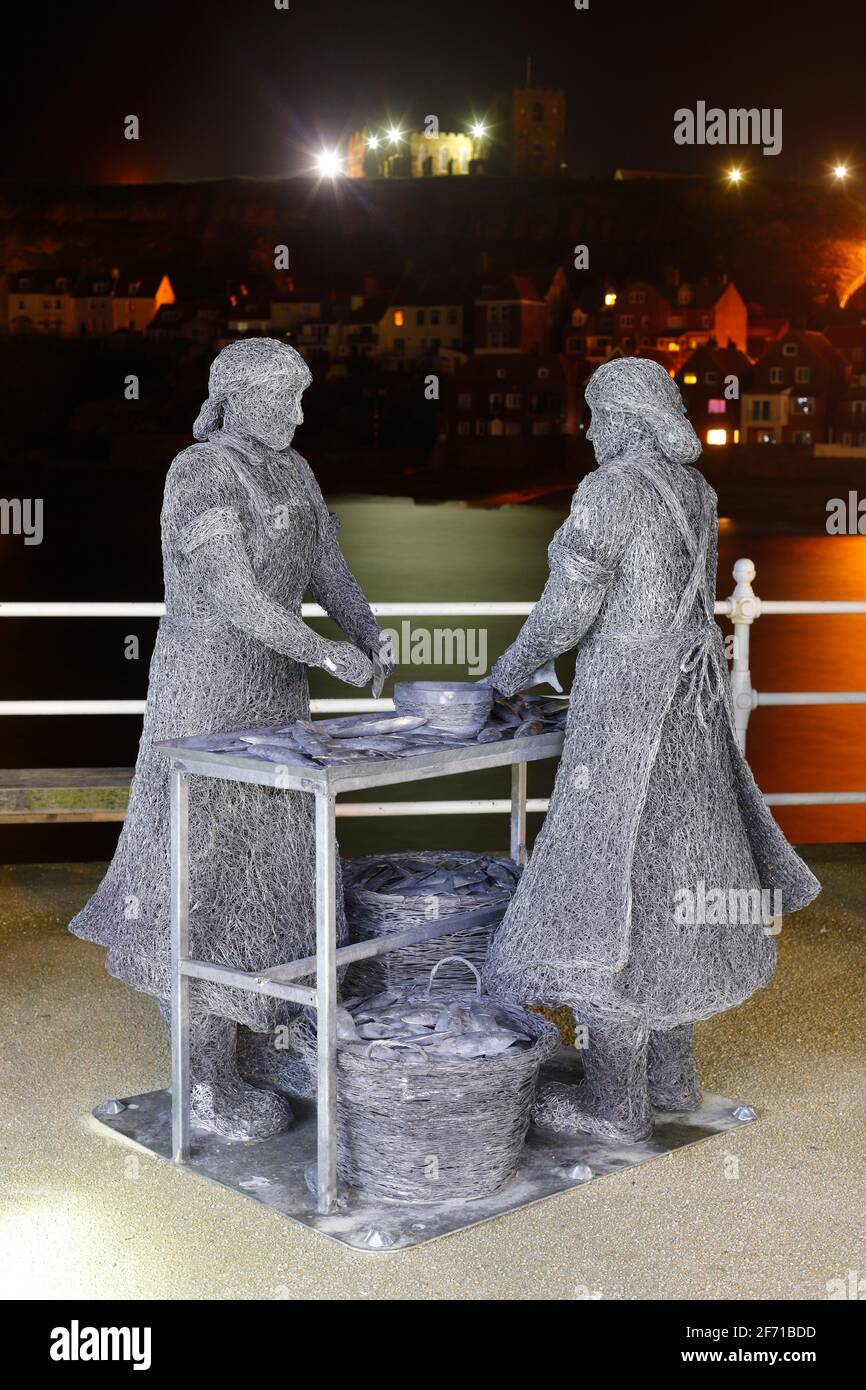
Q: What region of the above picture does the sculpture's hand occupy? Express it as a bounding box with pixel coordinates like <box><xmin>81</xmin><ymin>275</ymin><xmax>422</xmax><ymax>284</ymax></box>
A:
<box><xmin>322</xmin><ymin>642</ymin><xmax>375</xmax><ymax>688</ymax></box>
<box><xmin>369</xmin><ymin>631</ymin><xmax>394</xmax><ymax>699</ymax></box>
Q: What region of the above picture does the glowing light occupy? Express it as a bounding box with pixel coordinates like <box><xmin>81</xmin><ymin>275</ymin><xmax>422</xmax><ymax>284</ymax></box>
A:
<box><xmin>707</xmin><ymin>428</ymin><xmax>728</xmax><ymax>445</ymax></box>
<box><xmin>394</xmin><ymin>309</ymin><xmax>404</xmax><ymax>326</ymax></box>
<box><xmin>667</xmin><ymin>341</ymin><xmax>680</xmax><ymax>352</ymax></box>
<box><xmin>604</xmin><ymin>292</ymin><xmax>617</xmax><ymax>307</ymax></box>
<box><xmin>833</xmin><ymin>163</ymin><xmax>849</xmax><ymax>181</ymax></box>
<box><xmin>726</xmin><ymin>167</ymin><xmax>743</xmax><ymax>184</ymax></box>
<box><xmin>471</xmin><ymin>122</ymin><xmax>487</xmax><ymax>139</ymax></box>
<box><xmin>315</xmin><ymin>149</ymin><xmax>342</xmax><ymax>177</ymax></box>
<box><xmin>387</xmin><ymin>127</ymin><xmax>403</xmax><ymax>145</ymax></box>
<box><xmin>684</xmin><ymin>373</ymin><xmax>697</xmax><ymax>384</ymax></box>
<box><xmin>367</xmin><ymin>135</ymin><xmax>380</xmax><ymax>150</ymax></box>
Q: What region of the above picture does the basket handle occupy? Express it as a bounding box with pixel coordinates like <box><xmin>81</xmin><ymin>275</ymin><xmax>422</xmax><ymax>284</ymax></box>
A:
<box><xmin>426</xmin><ymin>955</ymin><xmax>482</xmax><ymax>997</ymax></box>
<box><xmin>366</xmin><ymin>1039</ymin><xmax>428</xmax><ymax>1061</ymax></box>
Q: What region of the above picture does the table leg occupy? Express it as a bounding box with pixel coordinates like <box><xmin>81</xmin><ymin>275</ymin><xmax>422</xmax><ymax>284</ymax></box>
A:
<box><xmin>170</xmin><ymin>766</ymin><xmax>191</xmax><ymax>1163</ymax></box>
<box><xmin>315</xmin><ymin>790</ymin><xmax>338</xmax><ymax>1213</ymax></box>
<box><xmin>510</xmin><ymin>761</ymin><xmax>528</xmax><ymax>865</ymax></box>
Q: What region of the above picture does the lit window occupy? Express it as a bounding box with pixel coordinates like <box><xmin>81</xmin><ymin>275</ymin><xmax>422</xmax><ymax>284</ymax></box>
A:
<box><xmin>708</xmin><ymin>399</ymin><xmax>726</xmax><ymax>414</ymax></box>
<box><xmin>667</xmin><ymin>341</ymin><xmax>680</xmax><ymax>352</ymax></box>
<box><xmin>604</xmin><ymin>292</ymin><xmax>617</xmax><ymax>307</ymax></box>
<box><xmin>394</xmin><ymin>310</ymin><xmax>404</xmax><ymax>326</ymax></box>
<box><xmin>684</xmin><ymin>373</ymin><xmax>697</xmax><ymax>385</ymax></box>
<box><xmin>706</xmin><ymin>429</ymin><xmax>727</xmax><ymax>445</ymax></box>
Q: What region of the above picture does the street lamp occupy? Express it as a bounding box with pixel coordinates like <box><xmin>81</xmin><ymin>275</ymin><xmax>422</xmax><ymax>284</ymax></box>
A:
<box><xmin>367</xmin><ymin>135</ymin><xmax>380</xmax><ymax>150</ymax></box>
<box><xmin>832</xmin><ymin>163</ymin><xmax>850</xmax><ymax>181</ymax></box>
<box><xmin>470</xmin><ymin>121</ymin><xmax>487</xmax><ymax>139</ymax></box>
<box><xmin>387</xmin><ymin>127</ymin><xmax>403</xmax><ymax>145</ymax></box>
<box><xmin>315</xmin><ymin>149</ymin><xmax>342</xmax><ymax>178</ymax></box>
<box><xmin>726</xmin><ymin>167</ymin><xmax>744</xmax><ymax>185</ymax></box>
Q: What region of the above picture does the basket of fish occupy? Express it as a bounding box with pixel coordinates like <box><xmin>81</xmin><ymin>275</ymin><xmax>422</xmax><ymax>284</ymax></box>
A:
<box><xmin>341</xmin><ymin>850</ymin><xmax>521</xmax><ymax>996</ymax></box>
<box><xmin>296</xmin><ymin>957</ymin><xmax>559</xmax><ymax>1203</ymax></box>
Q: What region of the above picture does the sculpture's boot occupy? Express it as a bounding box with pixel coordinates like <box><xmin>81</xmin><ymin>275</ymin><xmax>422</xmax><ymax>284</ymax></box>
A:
<box><xmin>161</xmin><ymin>1006</ymin><xmax>292</xmax><ymax>1139</ymax></box>
<box><xmin>533</xmin><ymin>1006</ymin><xmax>653</xmax><ymax>1144</ymax></box>
<box><xmin>647</xmin><ymin>1023</ymin><xmax>701</xmax><ymax>1112</ymax></box>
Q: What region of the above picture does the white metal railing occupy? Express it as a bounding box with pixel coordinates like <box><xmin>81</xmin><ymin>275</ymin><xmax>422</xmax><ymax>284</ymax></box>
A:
<box><xmin>2</xmin><ymin>558</ymin><xmax>866</xmax><ymax>816</ymax></box>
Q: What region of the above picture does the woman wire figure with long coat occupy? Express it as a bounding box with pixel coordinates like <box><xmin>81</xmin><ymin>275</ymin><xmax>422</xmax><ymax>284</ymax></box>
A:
<box><xmin>71</xmin><ymin>339</ymin><xmax>387</xmax><ymax>1138</ymax></box>
<box><xmin>483</xmin><ymin>357</ymin><xmax>820</xmax><ymax>1143</ymax></box>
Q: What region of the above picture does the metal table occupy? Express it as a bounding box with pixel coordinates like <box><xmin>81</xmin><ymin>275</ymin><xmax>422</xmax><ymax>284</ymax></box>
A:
<box><xmin>160</xmin><ymin>728</ymin><xmax>565</xmax><ymax>1215</ymax></box>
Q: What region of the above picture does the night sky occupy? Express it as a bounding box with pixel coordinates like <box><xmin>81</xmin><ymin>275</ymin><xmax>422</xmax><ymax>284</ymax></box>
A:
<box><xmin>2</xmin><ymin>0</ymin><xmax>864</xmax><ymax>183</ymax></box>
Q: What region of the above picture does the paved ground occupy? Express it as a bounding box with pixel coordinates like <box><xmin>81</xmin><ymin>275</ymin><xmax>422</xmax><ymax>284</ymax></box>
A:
<box><xmin>1</xmin><ymin>848</ymin><xmax>863</xmax><ymax>1301</ymax></box>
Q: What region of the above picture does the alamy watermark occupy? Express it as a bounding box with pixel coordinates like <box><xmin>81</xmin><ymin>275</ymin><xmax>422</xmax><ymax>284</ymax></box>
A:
<box><xmin>674</xmin><ymin>878</ymin><xmax>782</xmax><ymax>934</ymax></box>
<box><xmin>0</xmin><ymin>497</ymin><xmax>43</xmax><ymax>545</ymax></box>
<box><xmin>379</xmin><ymin>621</ymin><xmax>488</xmax><ymax>676</ymax></box>
<box><xmin>674</xmin><ymin>102</ymin><xmax>782</xmax><ymax>157</ymax></box>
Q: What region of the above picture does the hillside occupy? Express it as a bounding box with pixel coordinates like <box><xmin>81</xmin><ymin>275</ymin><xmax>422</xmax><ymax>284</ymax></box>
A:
<box><xmin>2</xmin><ymin>175</ymin><xmax>865</xmax><ymax>314</ymax></box>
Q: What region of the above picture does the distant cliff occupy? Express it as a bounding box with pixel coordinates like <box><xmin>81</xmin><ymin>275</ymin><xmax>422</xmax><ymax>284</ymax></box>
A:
<box><xmin>2</xmin><ymin>175</ymin><xmax>865</xmax><ymax>315</ymax></box>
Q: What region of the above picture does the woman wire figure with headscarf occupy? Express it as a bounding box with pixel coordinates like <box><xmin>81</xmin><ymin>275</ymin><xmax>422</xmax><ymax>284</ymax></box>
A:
<box><xmin>483</xmin><ymin>356</ymin><xmax>820</xmax><ymax>1142</ymax></box>
<box><xmin>71</xmin><ymin>339</ymin><xmax>389</xmax><ymax>1138</ymax></box>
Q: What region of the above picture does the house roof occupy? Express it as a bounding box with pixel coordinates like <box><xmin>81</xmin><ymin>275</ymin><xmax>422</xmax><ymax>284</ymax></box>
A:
<box><xmin>678</xmin><ymin>343</ymin><xmax>752</xmax><ymax>379</ymax></box>
<box><xmin>476</xmin><ymin>275</ymin><xmax>546</xmax><ymax>304</ymax></box>
<box><xmin>826</xmin><ymin>322</ymin><xmax>866</xmax><ymax>352</ymax></box>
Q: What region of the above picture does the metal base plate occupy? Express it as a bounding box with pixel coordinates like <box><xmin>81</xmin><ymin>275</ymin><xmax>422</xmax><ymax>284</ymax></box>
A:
<box><xmin>90</xmin><ymin>1050</ymin><xmax>757</xmax><ymax>1251</ymax></box>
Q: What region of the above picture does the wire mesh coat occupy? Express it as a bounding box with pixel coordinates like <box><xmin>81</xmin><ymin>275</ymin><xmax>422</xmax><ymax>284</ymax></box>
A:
<box><xmin>69</xmin><ymin>428</ymin><xmax>382</xmax><ymax>1029</ymax></box>
<box><xmin>482</xmin><ymin>444</ymin><xmax>821</xmax><ymax>1027</ymax></box>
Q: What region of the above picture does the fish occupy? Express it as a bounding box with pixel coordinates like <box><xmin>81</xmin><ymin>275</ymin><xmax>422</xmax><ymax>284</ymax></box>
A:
<box><xmin>434</xmin><ymin>1001</ymin><xmax>477</xmax><ymax>1033</ymax></box>
<box><xmin>314</xmin><ymin>714</ymin><xmax>428</xmax><ymax>738</ymax></box>
<box><xmin>426</xmin><ymin>1028</ymin><xmax>525</xmax><ymax>1059</ymax></box>
<box><xmin>239</xmin><ymin>744</ymin><xmax>315</xmax><ymax>766</ymax></box>
<box><xmin>356</xmin><ymin>1021</ymin><xmax>408</xmax><ymax>1040</ymax></box>
<box><xmin>398</xmin><ymin>1007</ymin><xmax>441</xmax><ymax>1027</ymax></box>
<box><xmin>180</xmin><ymin>733</ymin><xmax>254</xmax><ymax>752</ymax></box>
<box><xmin>240</xmin><ymin>732</ymin><xmax>300</xmax><ymax>748</ymax></box>
<box><xmin>320</xmin><ymin>735</ymin><xmax>412</xmax><ymax>755</ymax></box>
<box><xmin>477</xmin><ymin>726</ymin><xmax>506</xmax><ymax>742</ymax></box>
<box><xmin>485</xmin><ymin>859</ymin><xmax>520</xmax><ymax>888</ymax></box>
<box><xmin>335</xmin><ymin>1006</ymin><xmax>360</xmax><ymax>1042</ymax></box>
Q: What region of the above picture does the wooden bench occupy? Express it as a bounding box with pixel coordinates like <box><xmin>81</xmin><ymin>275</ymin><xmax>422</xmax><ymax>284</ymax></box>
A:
<box><xmin>0</xmin><ymin>768</ymin><xmax>133</xmax><ymax>823</ymax></box>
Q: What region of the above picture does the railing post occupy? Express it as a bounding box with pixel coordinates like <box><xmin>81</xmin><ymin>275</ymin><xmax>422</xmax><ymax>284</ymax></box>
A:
<box><xmin>728</xmin><ymin>557</ymin><xmax>761</xmax><ymax>754</ymax></box>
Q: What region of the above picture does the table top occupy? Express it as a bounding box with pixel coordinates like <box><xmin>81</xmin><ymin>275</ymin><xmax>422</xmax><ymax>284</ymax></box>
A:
<box><xmin>158</xmin><ymin>726</ymin><xmax>565</xmax><ymax>794</ymax></box>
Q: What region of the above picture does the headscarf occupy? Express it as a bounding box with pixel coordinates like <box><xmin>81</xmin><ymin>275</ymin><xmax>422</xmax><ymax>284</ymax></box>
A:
<box><xmin>192</xmin><ymin>338</ymin><xmax>313</xmax><ymax>441</ymax></box>
<box><xmin>585</xmin><ymin>356</ymin><xmax>701</xmax><ymax>465</ymax></box>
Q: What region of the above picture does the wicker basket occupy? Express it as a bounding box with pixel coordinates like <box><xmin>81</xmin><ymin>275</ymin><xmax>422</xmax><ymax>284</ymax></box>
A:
<box><xmin>297</xmin><ymin>958</ymin><xmax>559</xmax><ymax>1204</ymax></box>
<box><xmin>341</xmin><ymin>850</ymin><xmax>518</xmax><ymax>997</ymax></box>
